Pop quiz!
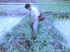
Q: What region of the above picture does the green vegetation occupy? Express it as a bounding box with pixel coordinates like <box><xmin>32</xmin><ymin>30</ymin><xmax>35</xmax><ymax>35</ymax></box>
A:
<box><xmin>0</xmin><ymin>14</ymin><xmax>70</xmax><ymax>52</ymax></box>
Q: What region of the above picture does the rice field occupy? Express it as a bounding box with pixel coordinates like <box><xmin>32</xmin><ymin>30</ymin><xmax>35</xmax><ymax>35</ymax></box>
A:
<box><xmin>0</xmin><ymin>2</ymin><xmax>70</xmax><ymax>52</ymax></box>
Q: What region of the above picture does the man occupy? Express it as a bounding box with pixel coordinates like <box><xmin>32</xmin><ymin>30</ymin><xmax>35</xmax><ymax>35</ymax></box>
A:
<box><xmin>25</xmin><ymin>4</ymin><xmax>40</xmax><ymax>40</ymax></box>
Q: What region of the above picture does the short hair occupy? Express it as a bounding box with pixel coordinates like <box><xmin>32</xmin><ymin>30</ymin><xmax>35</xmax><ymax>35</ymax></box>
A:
<box><xmin>25</xmin><ymin>4</ymin><xmax>30</xmax><ymax>9</ymax></box>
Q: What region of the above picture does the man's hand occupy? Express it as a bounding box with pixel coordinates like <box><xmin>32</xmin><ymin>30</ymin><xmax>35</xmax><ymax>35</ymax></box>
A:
<box><xmin>39</xmin><ymin>13</ymin><xmax>45</xmax><ymax>21</ymax></box>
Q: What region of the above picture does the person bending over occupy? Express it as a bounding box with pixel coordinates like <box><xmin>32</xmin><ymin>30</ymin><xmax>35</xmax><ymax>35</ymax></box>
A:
<box><xmin>25</xmin><ymin>4</ymin><xmax>40</xmax><ymax>40</ymax></box>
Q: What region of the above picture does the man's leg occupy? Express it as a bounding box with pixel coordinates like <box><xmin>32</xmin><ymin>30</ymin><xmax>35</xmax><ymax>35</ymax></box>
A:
<box><xmin>33</xmin><ymin>20</ymin><xmax>39</xmax><ymax>34</ymax></box>
<box><xmin>32</xmin><ymin>17</ymin><xmax>39</xmax><ymax>40</ymax></box>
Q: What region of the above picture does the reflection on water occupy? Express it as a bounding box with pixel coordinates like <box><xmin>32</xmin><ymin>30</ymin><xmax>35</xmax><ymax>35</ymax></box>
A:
<box><xmin>0</xmin><ymin>17</ymin><xmax>23</xmax><ymax>40</ymax></box>
<box><xmin>54</xmin><ymin>19</ymin><xmax>70</xmax><ymax>47</ymax></box>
